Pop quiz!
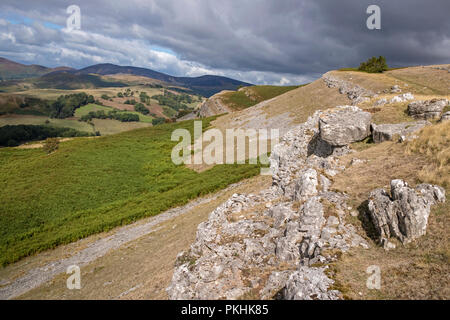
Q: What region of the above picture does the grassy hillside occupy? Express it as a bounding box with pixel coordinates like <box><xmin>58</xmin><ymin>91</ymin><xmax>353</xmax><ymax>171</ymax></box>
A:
<box><xmin>0</xmin><ymin>115</ymin><xmax>95</xmax><ymax>133</ymax></box>
<box><xmin>221</xmin><ymin>85</ymin><xmax>301</xmax><ymax>110</ymax></box>
<box><xmin>0</xmin><ymin>118</ymin><xmax>264</xmax><ymax>266</ymax></box>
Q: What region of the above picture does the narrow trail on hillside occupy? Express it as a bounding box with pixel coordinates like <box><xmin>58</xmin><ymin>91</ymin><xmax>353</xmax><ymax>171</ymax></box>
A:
<box><xmin>0</xmin><ymin>182</ymin><xmax>245</xmax><ymax>300</ymax></box>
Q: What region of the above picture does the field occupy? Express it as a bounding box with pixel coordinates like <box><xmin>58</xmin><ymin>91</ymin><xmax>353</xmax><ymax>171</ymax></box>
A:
<box><xmin>329</xmin><ymin>122</ymin><xmax>450</xmax><ymax>299</ymax></box>
<box><xmin>75</xmin><ymin>104</ymin><xmax>155</xmax><ymax>123</ymax></box>
<box><xmin>0</xmin><ymin>117</ymin><xmax>264</xmax><ymax>266</ymax></box>
<box><xmin>0</xmin><ymin>115</ymin><xmax>95</xmax><ymax>133</ymax></box>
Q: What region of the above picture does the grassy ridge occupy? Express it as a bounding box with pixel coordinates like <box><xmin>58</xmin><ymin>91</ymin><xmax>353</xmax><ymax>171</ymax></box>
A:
<box><xmin>221</xmin><ymin>85</ymin><xmax>301</xmax><ymax>110</ymax></box>
<box><xmin>0</xmin><ymin>118</ymin><xmax>263</xmax><ymax>266</ymax></box>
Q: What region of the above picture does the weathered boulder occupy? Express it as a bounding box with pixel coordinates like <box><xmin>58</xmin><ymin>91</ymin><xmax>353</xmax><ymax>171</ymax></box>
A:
<box><xmin>319</xmin><ymin>106</ymin><xmax>372</xmax><ymax>146</ymax></box>
<box><xmin>371</xmin><ymin>121</ymin><xmax>430</xmax><ymax>143</ymax></box>
<box><xmin>367</xmin><ymin>179</ymin><xmax>445</xmax><ymax>247</ymax></box>
<box><xmin>389</xmin><ymin>93</ymin><xmax>414</xmax><ymax>104</ymax></box>
<box><xmin>407</xmin><ymin>99</ymin><xmax>448</xmax><ymax>120</ymax></box>
<box><xmin>439</xmin><ymin>111</ymin><xmax>450</xmax><ymax>122</ymax></box>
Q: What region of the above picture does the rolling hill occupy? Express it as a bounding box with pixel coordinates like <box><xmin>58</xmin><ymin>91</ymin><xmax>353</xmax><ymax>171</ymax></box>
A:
<box><xmin>0</xmin><ymin>57</ymin><xmax>73</xmax><ymax>80</ymax></box>
<box><xmin>1</xmin><ymin>57</ymin><xmax>252</xmax><ymax>97</ymax></box>
<box><xmin>74</xmin><ymin>63</ymin><xmax>252</xmax><ymax>97</ymax></box>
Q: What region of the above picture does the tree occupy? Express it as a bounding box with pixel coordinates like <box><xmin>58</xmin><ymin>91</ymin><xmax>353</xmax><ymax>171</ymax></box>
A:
<box><xmin>358</xmin><ymin>56</ymin><xmax>388</xmax><ymax>73</ymax></box>
<box><xmin>152</xmin><ymin>117</ymin><xmax>166</xmax><ymax>126</ymax></box>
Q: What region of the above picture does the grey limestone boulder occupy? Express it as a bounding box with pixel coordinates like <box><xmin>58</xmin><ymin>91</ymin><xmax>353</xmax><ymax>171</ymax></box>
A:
<box><xmin>371</xmin><ymin>121</ymin><xmax>430</xmax><ymax>143</ymax></box>
<box><xmin>407</xmin><ymin>99</ymin><xmax>448</xmax><ymax>120</ymax></box>
<box><xmin>319</xmin><ymin>106</ymin><xmax>372</xmax><ymax>146</ymax></box>
<box><xmin>367</xmin><ymin>179</ymin><xmax>445</xmax><ymax>247</ymax></box>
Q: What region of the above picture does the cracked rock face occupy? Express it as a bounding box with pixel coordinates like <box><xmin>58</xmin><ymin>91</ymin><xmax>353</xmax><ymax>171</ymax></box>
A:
<box><xmin>407</xmin><ymin>99</ymin><xmax>448</xmax><ymax>120</ymax></box>
<box><xmin>367</xmin><ymin>179</ymin><xmax>445</xmax><ymax>247</ymax></box>
<box><xmin>167</xmin><ymin>107</ymin><xmax>372</xmax><ymax>300</ymax></box>
<box><xmin>319</xmin><ymin>106</ymin><xmax>372</xmax><ymax>146</ymax></box>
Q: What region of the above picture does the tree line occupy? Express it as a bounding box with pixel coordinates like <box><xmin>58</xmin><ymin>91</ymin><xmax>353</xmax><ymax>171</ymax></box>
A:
<box><xmin>79</xmin><ymin>110</ymin><xmax>140</xmax><ymax>122</ymax></box>
<box><xmin>0</xmin><ymin>124</ymin><xmax>93</xmax><ymax>147</ymax></box>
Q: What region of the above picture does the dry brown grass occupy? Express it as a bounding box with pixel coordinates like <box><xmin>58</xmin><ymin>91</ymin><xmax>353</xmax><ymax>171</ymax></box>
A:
<box><xmin>358</xmin><ymin>93</ymin><xmax>450</xmax><ymax>125</ymax></box>
<box><xmin>387</xmin><ymin>65</ymin><xmax>450</xmax><ymax>95</ymax></box>
<box><xmin>331</xmin><ymin>125</ymin><xmax>449</xmax><ymax>299</ymax></box>
<box><xmin>329</xmin><ymin>199</ymin><xmax>449</xmax><ymax>300</ymax></box>
<box><xmin>406</xmin><ymin>121</ymin><xmax>450</xmax><ymax>188</ymax></box>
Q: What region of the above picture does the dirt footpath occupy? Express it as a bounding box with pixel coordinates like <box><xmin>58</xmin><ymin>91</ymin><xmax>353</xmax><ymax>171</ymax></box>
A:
<box><xmin>0</xmin><ymin>175</ymin><xmax>270</xmax><ymax>300</ymax></box>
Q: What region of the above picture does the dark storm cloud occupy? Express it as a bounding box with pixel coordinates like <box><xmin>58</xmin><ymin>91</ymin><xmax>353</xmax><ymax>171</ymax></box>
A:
<box><xmin>0</xmin><ymin>0</ymin><xmax>449</xmax><ymax>84</ymax></box>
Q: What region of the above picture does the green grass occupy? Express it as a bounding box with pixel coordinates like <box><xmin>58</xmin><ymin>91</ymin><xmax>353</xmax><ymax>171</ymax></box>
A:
<box><xmin>221</xmin><ymin>85</ymin><xmax>301</xmax><ymax>110</ymax></box>
<box><xmin>0</xmin><ymin>115</ymin><xmax>94</xmax><ymax>133</ymax></box>
<box><xmin>75</xmin><ymin>103</ymin><xmax>154</xmax><ymax>123</ymax></box>
<box><xmin>74</xmin><ymin>104</ymin><xmax>113</xmax><ymax>117</ymax></box>
<box><xmin>0</xmin><ymin>118</ymin><xmax>265</xmax><ymax>266</ymax></box>
<box><xmin>91</xmin><ymin>118</ymin><xmax>151</xmax><ymax>135</ymax></box>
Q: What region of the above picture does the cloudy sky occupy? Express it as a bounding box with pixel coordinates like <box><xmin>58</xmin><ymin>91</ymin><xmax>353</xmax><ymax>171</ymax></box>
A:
<box><xmin>0</xmin><ymin>0</ymin><xmax>449</xmax><ymax>85</ymax></box>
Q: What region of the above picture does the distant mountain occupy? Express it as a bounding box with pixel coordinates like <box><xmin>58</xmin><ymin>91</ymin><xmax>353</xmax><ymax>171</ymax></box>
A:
<box><xmin>0</xmin><ymin>57</ymin><xmax>251</xmax><ymax>97</ymax></box>
<box><xmin>175</xmin><ymin>75</ymin><xmax>252</xmax><ymax>97</ymax></box>
<box><xmin>0</xmin><ymin>57</ymin><xmax>74</xmax><ymax>80</ymax></box>
<box><xmin>35</xmin><ymin>72</ymin><xmax>126</xmax><ymax>90</ymax></box>
<box><xmin>75</xmin><ymin>63</ymin><xmax>178</xmax><ymax>83</ymax></box>
<box><xmin>73</xmin><ymin>63</ymin><xmax>251</xmax><ymax>97</ymax></box>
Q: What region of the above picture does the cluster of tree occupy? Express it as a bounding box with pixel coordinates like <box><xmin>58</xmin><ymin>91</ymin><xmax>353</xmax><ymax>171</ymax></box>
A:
<box><xmin>358</xmin><ymin>56</ymin><xmax>388</xmax><ymax>73</ymax></box>
<box><xmin>151</xmin><ymin>117</ymin><xmax>166</xmax><ymax>126</ymax></box>
<box><xmin>134</xmin><ymin>103</ymin><xmax>150</xmax><ymax>115</ymax></box>
<box><xmin>124</xmin><ymin>99</ymin><xmax>137</xmax><ymax>105</ymax></box>
<box><xmin>48</xmin><ymin>93</ymin><xmax>94</xmax><ymax>119</ymax></box>
<box><xmin>0</xmin><ymin>124</ymin><xmax>93</xmax><ymax>147</ymax></box>
<box><xmin>117</xmin><ymin>88</ymin><xmax>134</xmax><ymax>98</ymax></box>
<box><xmin>79</xmin><ymin>110</ymin><xmax>140</xmax><ymax>122</ymax></box>
<box><xmin>139</xmin><ymin>91</ymin><xmax>151</xmax><ymax>105</ymax></box>
<box><xmin>151</xmin><ymin>90</ymin><xmax>193</xmax><ymax>111</ymax></box>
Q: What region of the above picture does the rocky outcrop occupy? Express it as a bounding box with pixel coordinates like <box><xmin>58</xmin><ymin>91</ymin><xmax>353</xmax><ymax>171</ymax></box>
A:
<box><xmin>389</xmin><ymin>93</ymin><xmax>415</xmax><ymax>104</ymax></box>
<box><xmin>322</xmin><ymin>72</ymin><xmax>374</xmax><ymax>105</ymax></box>
<box><xmin>371</xmin><ymin>121</ymin><xmax>430</xmax><ymax>143</ymax></box>
<box><xmin>367</xmin><ymin>180</ymin><xmax>445</xmax><ymax>248</ymax></box>
<box><xmin>167</xmin><ymin>106</ymin><xmax>370</xmax><ymax>300</ymax></box>
<box><xmin>198</xmin><ymin>91</ymin><xmax>233</xmax><ymax>117</ymax></box>
<box><xmin>407</xmin><ymin>99</ymin><xmax>449</xmax><ymax>120</ymax></box>
<box><xmin>318</xmin><ymin>106</ymin><xmax>372</xmax><ymax>146</ymax></box>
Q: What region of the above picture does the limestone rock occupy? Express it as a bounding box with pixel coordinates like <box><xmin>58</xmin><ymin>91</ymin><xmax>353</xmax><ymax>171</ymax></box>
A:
<box><xmin>367</xmin><ymin>179</ymin><xmax>445</xmax><ymax>247</ymax></box>
<box><xmin>390</xmin><ymin>85</ymin><xmax>401</xmax><ymax>93</ymax></box>
<box><xmin>407</xmin><ymin>99</ymin><xmax>448</xmax><ymax>120</ymax></box>
<box><xmin>294</xmin><ymin>169</ymin><xmax>318</xmax><ymax>201</ymax></box>
<box><xmin>374</xmin><ymin>98</ymin><xmax>387</xmax><ymax>106</ymax></box>
<box><xmin>319</xmin><ymin>106</ymin><xmax>372</xmax><ymax>146</ymax></box>
<box><xmin>322</xmin><ymin>72</ymin><xmax>374</xmax><ymax>104</ymax></box>
<box><xmin>371</xmin><ymin>121</ymin><xmax>430</xmax><ymax>143</ymax></box>
<box><xmin>282</xmin><ymin>266</ymin><xmax>340</xmax><ymax>300</ymax></box>
<box><xmin>389</xmin><ymin>93</ymin><xmax>414</xmax><ymax>104</ymax></box>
